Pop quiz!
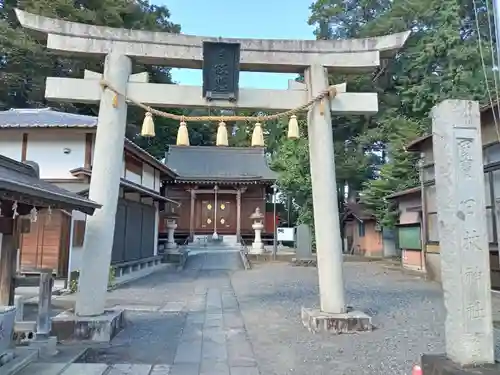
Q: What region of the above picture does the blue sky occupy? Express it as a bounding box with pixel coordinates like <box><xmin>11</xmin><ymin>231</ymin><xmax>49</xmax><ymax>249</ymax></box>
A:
<box><xmin>151</xmin><ymin>0</ymin><xmax>316</xmax><ymax>89</ymax></box>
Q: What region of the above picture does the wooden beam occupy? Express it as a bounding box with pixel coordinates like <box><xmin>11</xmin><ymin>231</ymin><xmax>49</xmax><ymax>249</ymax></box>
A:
<box><xmin>189</xmin><ymin>190</ymin><xmax>195</xmax><ymax>240</ymax></box>
<box><xmin>21</xmin><ymin>133</ymin><xmax>28</xmax><ymax>161</ymax></box>
<box><xmin>236</xmin><ymin>189</ymin><xmax>241</xmax><ymax>242</ymax></box>
<box><xmin>84</xmin><ymin>133</ymin><xmax>93</xmax><ymax>169</ymax></box>
<box><xmin>45</xmin><ymin>78</ymin><xmax>378</xmax><ymax>114</ymax></box>
<box><xmin>0</xmin><ymin>232</ymin><xmax>16</xmax><ymax>305</ymax></box>
<box><xmin>193</xmin><ymin>189</ymin><xmax>239</xmax><ymax>195</ymax></box>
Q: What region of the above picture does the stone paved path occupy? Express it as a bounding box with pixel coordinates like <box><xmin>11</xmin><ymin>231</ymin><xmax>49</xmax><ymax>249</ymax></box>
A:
<box><xmin>29</xmin><ymin>254</ymin><xmax>500</xmax><ymax>375</ymax></box>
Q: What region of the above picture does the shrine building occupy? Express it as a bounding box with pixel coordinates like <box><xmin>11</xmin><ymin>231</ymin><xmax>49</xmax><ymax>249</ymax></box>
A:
<box><xmin>162</xmin><ymin>145</ymin><xmax>277</xmax><ymax>242</ymax></box>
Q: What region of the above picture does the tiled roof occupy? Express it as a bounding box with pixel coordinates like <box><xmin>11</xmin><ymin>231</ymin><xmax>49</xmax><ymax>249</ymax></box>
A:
<box><xmin>0</xmin><ymin>155</ymin><xmax>100</xmax><ymax>215</ymax></box>
<box><xmin>342</xmin><ymin>202</ymin><xmax>376</xmax><ymax>222</ymax></box>
<box><xmin>386</xmin><ymin>186</ymin><xmax>421</xmax><ymax>200</ymax></box>
<box><xmin>164</xmin><ymin>146</ymin><xmax>277</xmax><ymax>182</ymax></box>
<box><xmin>0</xmin><ymin>108</ymin><xmax>175</xmax><ymax>177</ymax></box>
<box><xmin>0</xmin><ymin>108</ymin><xmax>97</xmax><ymax>128</ymax></box>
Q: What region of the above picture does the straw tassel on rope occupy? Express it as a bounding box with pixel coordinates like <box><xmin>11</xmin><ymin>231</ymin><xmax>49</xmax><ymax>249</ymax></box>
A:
<box><xmin>251</xmin><ymin>122</ymin><xmax>265</xmax><ymax>147</ymax></box>
<box><xmin>176</xmin><ymin>119</ymin><xmax>190</xmax><ymax>146</ymax></box>
<box><xmin>101</xmin><ymin>78</ymin><xmax>339</xmax><ymax>143</ymax></box>
<box><xmin>141</xmin><ymin>112</ymin><xmax>155</xmax><ymax>137</ymax></box>
<box><xmin>287</xmin><ymin>115</ymin><xmax>299</xmax><ymax>139</ymax></box>
<box><xmin>216</xmin><ymin>120</ymin><xmax>229</xmax><ymax>146</ymax></box>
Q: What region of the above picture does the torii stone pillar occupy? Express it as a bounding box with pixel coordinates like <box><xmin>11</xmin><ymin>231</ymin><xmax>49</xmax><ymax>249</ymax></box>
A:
<box><xmin>305</xmin><ymin>65</ymin><xmax>346</xmax><ymax>313</ymax></box>
<box><xmin>75</xmin><ymin>53</ymin><xmax>131</xmax><ymax>316</ymax></box>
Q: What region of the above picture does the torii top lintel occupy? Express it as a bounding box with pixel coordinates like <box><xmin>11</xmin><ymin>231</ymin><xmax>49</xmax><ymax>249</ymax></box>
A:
<box><xmin>15</xmin><ymin>9</ymin><xmax>410</xmax><ymax>74</ymax></box>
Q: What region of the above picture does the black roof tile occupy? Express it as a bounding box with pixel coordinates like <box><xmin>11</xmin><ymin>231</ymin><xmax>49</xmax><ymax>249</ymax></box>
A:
<box><xmin>165</xmin><ymin>146</ymin><xmax>277</xmax><ymax>182</ymax></box>
<box><xmin>0</xmin><ymin>155</ymin><xmax>100</xmax><ymax>215</ymax></box>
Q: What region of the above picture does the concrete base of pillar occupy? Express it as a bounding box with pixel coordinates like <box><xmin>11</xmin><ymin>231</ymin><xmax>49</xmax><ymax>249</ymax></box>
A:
<box><xmin>301</xmin><ymin>307</ymin><xmax>372</xmax><ymax>334</ymax></box>
<box><xmin>51</xmin><ymin>309</ymin><xmax>124</xmax><ymax>342</ymax></box>
<box><xmin>421</xmin><ymin>354</ymin><xmax>500</xmax><ymax>375</ymax></box>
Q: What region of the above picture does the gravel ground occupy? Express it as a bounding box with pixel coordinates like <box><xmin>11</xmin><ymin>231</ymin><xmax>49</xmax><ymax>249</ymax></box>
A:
<box><xmin>72</xmin><ymin>257</ymin><xmax>499</xmax><ymax>375</ymax></box>
<box><xmin>231</xmin><ymin>262</ymin><xmax>446</xmax><ymax>375</ymax></box>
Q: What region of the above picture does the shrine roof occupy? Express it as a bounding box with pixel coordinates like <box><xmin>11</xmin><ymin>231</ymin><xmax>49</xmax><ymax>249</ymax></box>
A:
<box><xmin>164</xmin><ymin>146</ymin><xmax>277</xmax><ymax>183</ymax></box>
<box><xmin>0</xmin><ymin>155</ymin><xmax>100</xmax><ymax>215</ymax></box>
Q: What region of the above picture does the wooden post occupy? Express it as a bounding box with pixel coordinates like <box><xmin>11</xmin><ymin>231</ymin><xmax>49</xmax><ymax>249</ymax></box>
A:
<box><xmin>0</xmin><ymin>226</ymin><xmax>16</xmax><ymax>306</ymax></box>
<box><xmin>236</xmin><ymin>189</ymin><xmax>242</xmax><ymax>242</ymax></box>
<box><xmin>189</xmin><ymin>189</ymin><xmax>195</xmax><ymax>241</ymax></box>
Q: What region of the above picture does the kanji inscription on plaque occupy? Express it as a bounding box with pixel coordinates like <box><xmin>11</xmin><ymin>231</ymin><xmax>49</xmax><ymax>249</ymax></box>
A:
<box><xmin>202</xmin><ymin>41</ymin><xmax>241</xmax><ymax>101</ymax></box>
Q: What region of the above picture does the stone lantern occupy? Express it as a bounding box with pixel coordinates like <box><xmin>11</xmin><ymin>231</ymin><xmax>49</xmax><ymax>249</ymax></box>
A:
<box><xmin>249</xmin><ymin>207</ymin><xmax>265</xmax><ymax>254</ymax></box>
<box><xmin>164</xmin><ymin>204</ymin><xmax>179</xmax><ymax>252</ymax></box>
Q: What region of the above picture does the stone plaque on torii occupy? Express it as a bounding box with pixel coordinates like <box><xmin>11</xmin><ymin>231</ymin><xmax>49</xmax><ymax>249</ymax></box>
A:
<box><xmin>14</xmin><ymin>9</ymin><xmax>409</xmax><ymax>330</ymax></box>
<box><xmin>202</xmin><ymin>41</ymin><xmax>241</xmax><ymax>101</ymax></box>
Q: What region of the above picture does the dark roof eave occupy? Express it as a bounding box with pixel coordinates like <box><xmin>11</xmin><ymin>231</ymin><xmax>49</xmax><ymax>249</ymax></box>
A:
<box><xmin>386</xmin><ymin>186</ymin><xmax>421</xmax><ymax>200</ymax></box>
<box><xmin>406</xmin><ymin>135</ymin><xmax>432</xmax><ymax>152</ymax></box>
<box><xmin>172</xmin><ymin>177</ymin><xmax>277</xmax><ymax>184</ymax></box>
<box><xmin>0</xmin><ymin>181</ymin><xmax>101</xmax><ymax>215</ymax></box>
<box><xmin>70</xmin><ymin>167</ymin><xmax>180</xmax><ymax>205</ymax></box>
<box><xmin>123</xmin><ymin>139</ymin><xmax>177</xmax><ymax>179</ymax></box>
<box><xmin>341</xmin><ymin>211</ymin><xmax>375</xmax><ymax>223</ymax></box>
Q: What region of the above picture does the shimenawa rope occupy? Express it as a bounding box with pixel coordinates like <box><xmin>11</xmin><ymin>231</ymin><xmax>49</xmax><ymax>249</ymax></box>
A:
<box><xmin>99</xmin><ymin>79</ymin><xmax>337</xmax><ymax>122</ymax></box>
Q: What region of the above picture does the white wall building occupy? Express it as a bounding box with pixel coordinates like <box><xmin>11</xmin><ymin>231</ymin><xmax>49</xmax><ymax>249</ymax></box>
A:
<box><xmin>0</xmin><ymin>108</ymin><xmax>177</xmax><ymax>279</ymax></box>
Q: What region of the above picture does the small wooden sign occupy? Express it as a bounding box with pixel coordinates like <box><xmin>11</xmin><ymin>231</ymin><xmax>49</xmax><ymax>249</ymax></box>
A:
<box><xmin>202</xmin><ymin>42</ymin><xmax>241</xmax><ymax>101</ymax></box>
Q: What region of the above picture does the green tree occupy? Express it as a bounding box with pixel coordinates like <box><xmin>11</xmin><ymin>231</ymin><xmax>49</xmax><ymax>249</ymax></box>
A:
<box><xmin>299</xmin><ymin>0</ymin><xmax>497</xmax><ymax>227</ymax></box>
<box><xmin>0</xmin><ymin>0</ymin><xmax>185</xmax><ymax>158</ymax></box>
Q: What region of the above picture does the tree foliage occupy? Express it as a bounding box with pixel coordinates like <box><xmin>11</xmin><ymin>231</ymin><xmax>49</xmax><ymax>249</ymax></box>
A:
<box><xmin>0</xmin><ymin>0</ymin><xmax>191</xmax><ymax>158</ymax></box>
<box><xmin>2</xmin><ymin>0</ymin><xmax>497</xmax><ymax>228</ymax></box>
<box><xmin>274</xmin><ymin>0</ymin><xmax>497</xmax><ymax>227</ymax></box>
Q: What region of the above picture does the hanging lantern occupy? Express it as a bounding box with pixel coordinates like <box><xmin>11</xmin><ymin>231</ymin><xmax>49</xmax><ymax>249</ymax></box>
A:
<box><xmin>251</xmin><ymin>122</ymin><xmax>265</xmax><ymax>147</ymax></box>
<box><xmin>287</xmin><ymin>115</ymin><xmax>299</xmax><ymax>139</ymax></box>
<box><xmin>176</xmin><ymin>121</ymin><xmax>190</xmax><ymax>146</ymax></box>
<box><xmin>216</xmin><ymin>121</ymin><xmax>229</xmax><ymax>146</ymax></box>
<box><xmin>141</xmin><ymin>112</ymin><xmax>155</xmax><ymax>137</ymax></box>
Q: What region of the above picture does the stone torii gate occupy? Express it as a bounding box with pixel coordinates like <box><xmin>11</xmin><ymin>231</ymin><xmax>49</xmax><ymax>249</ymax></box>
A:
<box><xmin>16</xmin><ymin>9</ymin><xmax>409</xmax><ymax>329</ymax></box>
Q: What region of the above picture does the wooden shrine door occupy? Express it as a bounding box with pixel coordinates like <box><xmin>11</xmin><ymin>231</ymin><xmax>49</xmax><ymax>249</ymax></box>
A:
<box><xmin>217</xmin><ymin>200</ymin><xmax>234</xmax><ymax>232</ymax></box>
<box><xmin>200</xmin><ymin>200</ymin><xmax>215</xmax><ymax>230</ymax></box>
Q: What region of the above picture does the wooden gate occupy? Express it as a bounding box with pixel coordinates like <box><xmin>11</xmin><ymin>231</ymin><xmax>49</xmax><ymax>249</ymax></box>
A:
<box><xmin>111</xmin><ymin>199</ymin><xmax>156</xmax><ymax>264</ymax></box>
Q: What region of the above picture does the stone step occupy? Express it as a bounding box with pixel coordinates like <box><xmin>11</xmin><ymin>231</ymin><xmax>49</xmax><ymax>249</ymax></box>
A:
<box><xmin>14</xmin><ymin>362</ymin><xmax>170</xmax><ymax>375</ymax></box>
<box><xmin>186</xmin><ymin>246</ymin><xmax>241</xmax><ymax>252</ymax></box>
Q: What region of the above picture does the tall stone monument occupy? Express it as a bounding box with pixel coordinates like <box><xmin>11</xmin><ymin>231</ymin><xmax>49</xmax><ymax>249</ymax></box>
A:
<box><xmin>15</xmin><ymin>8</ymin><xmax>409</xmax><ymax>333</ymax></box>
<box><xmin>422</xmin><ymin>100</ymin><xmax>497</xmax><ymax>372</ymax></box>
<box><xmin>296</xmin><ymin>224</ymin><xmax>313</xmax><ymax>259</ymax></box>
